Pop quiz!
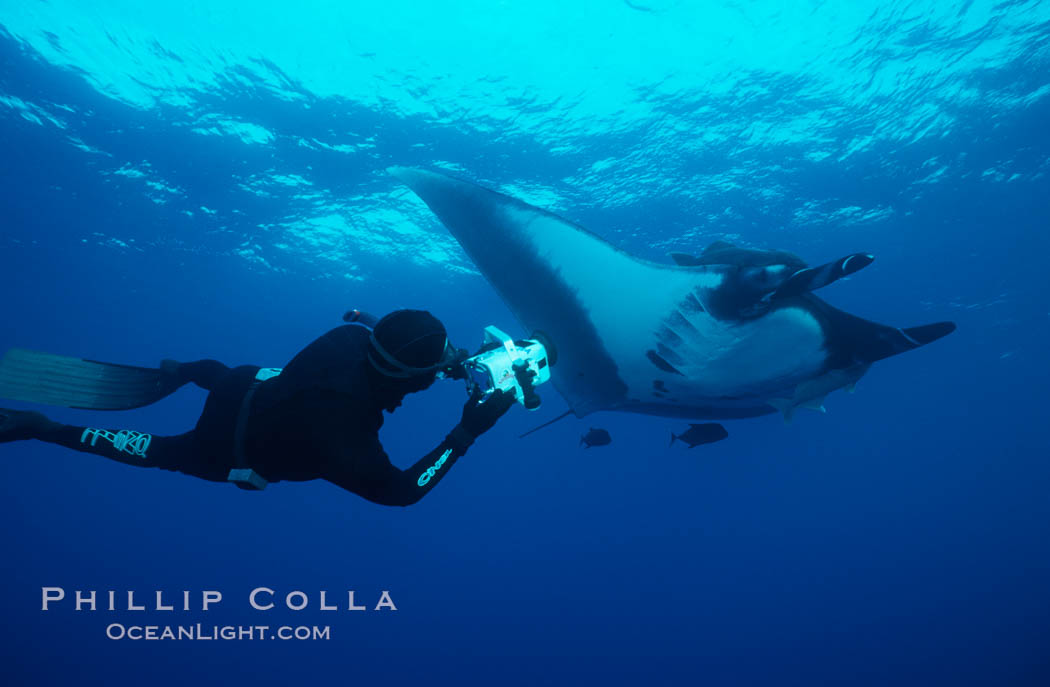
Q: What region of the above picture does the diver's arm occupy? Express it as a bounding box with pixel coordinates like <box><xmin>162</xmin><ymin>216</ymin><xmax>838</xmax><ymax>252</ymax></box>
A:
<box><xmin>325</xmin><ymin>389</ymin><xmax>515</xmax><ymax>507</ymax></box>
<box><xmin>342</xmin><ymin>431</ymin><xmax>474</xmax><ymax>507</ymax></box>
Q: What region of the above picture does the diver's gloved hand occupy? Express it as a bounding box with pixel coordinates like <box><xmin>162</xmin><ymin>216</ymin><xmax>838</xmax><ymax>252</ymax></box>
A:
<box><xmin>0</xmin><ymin>409</ymin><xmax>57</xmax><ymax>443</ymax></box>
<box><xmin>451</xmin><ymin>388</ymin><xmax>516</xmax><ymax>449</ymax></box>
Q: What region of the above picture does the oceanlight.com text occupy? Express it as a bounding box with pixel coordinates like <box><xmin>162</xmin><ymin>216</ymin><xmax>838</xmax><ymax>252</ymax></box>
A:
<box><xmin>105</xmin><ymin>623</ymin><xmax>331</xmax><ymax>641</ymax></box>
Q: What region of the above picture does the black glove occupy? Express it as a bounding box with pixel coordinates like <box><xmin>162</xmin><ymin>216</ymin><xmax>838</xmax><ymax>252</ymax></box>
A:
<box><xmin>457</xmin><ymin>388</ymin><xmax>516</xmax><ymax>441</ymax></box>
<box><xmin>0</xmin><ymin>409</ymin><xmax>56</xmax><ymax>443</ymax></box>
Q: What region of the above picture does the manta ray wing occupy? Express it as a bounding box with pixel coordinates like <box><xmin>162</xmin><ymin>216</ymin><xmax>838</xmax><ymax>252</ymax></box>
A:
<box><xmin>390</xmin><ymin>167</ymin><xmax>842</xmax><ymax>418</ymax></box>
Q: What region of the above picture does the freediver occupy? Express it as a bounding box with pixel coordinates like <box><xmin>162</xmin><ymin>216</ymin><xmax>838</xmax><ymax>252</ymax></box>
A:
<box><xmin>0</xmin><ymin>309</ymin><xmax>515</xmax><ymax>506</ymax></box>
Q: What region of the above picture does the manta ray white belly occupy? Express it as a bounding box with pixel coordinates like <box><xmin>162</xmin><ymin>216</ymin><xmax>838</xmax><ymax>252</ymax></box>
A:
<box><xmin>629</xmin><ymin>304</ymin><xmax>829</xmax><ymax>403</ymax></box>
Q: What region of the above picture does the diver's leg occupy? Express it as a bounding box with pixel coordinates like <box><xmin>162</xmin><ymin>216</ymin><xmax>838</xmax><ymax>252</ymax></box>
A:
<box><xmin>161</xmin><ymin>359</ymin><xmax>231</xmax><ymax>392</ymax></box>
<box><xmin>0</xmin><ymin>408</ymin><xmax>226</xmax><ymax>482</ymax></box>
<box><xmin>0</xmin><ymin>409</ymin><xmax>53</xmax><ymax>443</ymax></box>
<box><xmin>39</xmin><ymin>422</ymin><xmax>172</xmax><ymax>468</ymax></box>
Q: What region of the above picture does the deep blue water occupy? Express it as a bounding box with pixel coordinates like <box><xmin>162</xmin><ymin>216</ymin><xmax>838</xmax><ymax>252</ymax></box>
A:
<box><xmin>1</xmin><ymin>2</ymin><xmax>1049</xmax><ymax>685</ymax></box>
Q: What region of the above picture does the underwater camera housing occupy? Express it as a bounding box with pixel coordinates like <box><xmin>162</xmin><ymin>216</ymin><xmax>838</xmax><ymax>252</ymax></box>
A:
<box><xmin>460</xmin><ymin>326</ymin><xmax>554</xmax><ymax>410</ymax></box>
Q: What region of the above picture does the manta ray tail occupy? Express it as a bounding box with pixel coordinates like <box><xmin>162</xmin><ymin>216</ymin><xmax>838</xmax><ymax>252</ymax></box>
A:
<box><xmin>519</xmin><ymin>409</ymin><xmax>574</xmax><ymax>438</ymax></box>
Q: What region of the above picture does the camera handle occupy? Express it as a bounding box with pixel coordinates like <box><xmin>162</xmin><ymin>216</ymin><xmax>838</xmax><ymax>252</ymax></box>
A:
<box><xmin>512</xmin><ymin>359</ymin><xmax>541</xmax><ymax>410</ymax></box>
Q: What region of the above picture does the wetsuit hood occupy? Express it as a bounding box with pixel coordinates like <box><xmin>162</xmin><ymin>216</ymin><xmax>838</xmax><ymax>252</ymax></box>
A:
<box><xmin>368</xmin><ymin>309</ymin><xmax>454</xmax><ymax>379</ymax></box>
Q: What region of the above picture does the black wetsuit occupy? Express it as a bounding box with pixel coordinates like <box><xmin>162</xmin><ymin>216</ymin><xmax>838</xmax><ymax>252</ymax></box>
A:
<box><xmin>38</xmin><ymin>326</ymin><xmax>475</xmax><ymax>506</ymax></box>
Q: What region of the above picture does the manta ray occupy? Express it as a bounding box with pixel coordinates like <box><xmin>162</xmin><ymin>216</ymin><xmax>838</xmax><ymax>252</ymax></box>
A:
<box><xmin>391</xmin><ymin>167</ymin><xmax>955</xmax><ymax>429</ymax></box>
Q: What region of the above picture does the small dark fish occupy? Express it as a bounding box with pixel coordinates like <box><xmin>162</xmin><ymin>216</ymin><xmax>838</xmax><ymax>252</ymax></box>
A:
<box><xmin>670</xmin><ymin>423</ymin><xmax>728</xmax><ymax>448</ymax></box>
<box><xmin>580</xmin><ymin>428</ymin><xmax>611</xmax><ymax>448</ymax></box>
